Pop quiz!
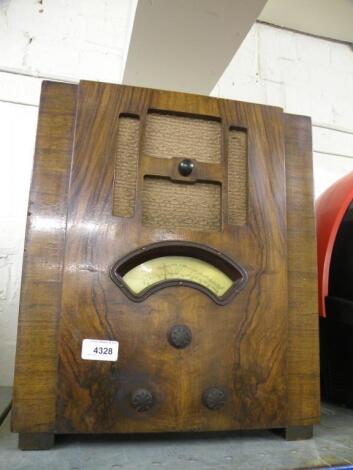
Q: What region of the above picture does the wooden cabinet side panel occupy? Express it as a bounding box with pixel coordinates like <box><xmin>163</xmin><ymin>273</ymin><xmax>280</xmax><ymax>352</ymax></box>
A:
<box><xmin>11</xmin><ymin>81</ymin><xmax>77</xmax><ymax>432</ymax></box>
<box><xmin>285</xmin><ymin>114</ymin><xmax>320</xmax><ymax>426</ymax></box>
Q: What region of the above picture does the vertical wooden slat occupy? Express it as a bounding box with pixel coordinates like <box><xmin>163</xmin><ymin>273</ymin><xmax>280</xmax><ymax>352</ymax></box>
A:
<box><xmin>11</xmin><ymin>82</ymin><xmax>77</xmax><ymax>433</ymax></box>
<box><xmin>285</xmin><ymin>114</ymin><xmax>320</xmax><ymax>426</ymax></box>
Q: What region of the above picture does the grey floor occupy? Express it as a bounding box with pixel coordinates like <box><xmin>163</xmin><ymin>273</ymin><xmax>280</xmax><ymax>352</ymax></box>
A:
<box><xmin>1</xmin><ymin>388</ymin><xmax>353</xmax><ymax>470</ymax></box>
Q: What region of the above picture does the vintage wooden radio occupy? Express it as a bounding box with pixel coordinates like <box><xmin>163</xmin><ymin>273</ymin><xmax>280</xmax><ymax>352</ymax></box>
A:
<box><xmin>12</xmin><ymin>81</ymin><xmax>319</xmax><ymax>449</ymax></box>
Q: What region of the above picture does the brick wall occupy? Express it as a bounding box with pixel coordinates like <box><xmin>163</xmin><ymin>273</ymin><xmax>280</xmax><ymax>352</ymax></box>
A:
<box><xmin>211</xmin><ymin>23</ymin><xmax>353</xmax><ymax>197</ymax></box>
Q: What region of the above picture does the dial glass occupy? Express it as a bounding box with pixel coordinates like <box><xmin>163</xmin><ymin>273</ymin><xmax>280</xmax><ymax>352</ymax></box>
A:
<box><xmin>122</xmin><ymin>256</ymin><xmax>233</xmax><ymax>297</ymax></box>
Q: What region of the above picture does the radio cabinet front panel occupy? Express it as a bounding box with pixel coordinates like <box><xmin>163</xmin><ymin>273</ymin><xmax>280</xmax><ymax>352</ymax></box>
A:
<box><xmin>12</xmin><ymin>81</ymin><xmax>319</xmax><ymax>448</ymax></box>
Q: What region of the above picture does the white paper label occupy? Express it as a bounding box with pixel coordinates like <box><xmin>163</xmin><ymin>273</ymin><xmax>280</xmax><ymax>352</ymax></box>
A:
<box><xmin>81</xmin><ymin>339</ymin><xmax>119</xmax><ymax>362</ymax></box>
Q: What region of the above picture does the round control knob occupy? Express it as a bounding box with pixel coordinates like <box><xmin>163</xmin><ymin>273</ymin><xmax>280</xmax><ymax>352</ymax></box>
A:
<box><xmin>168</xmin><ymin>324</ymin><xmax>192</xmax><ymax>349</ymax></box>
<box><xmin>202</xmin><ymin>387</ymin><xmax>226</xmax><ymax>410</ymax></box>
<box><xmin>131</xmin><ymin>388</ymin><xmax>154</xmax><ymax>412</ymax></box>
<box><xmin>178</xmin><ymin>159</ymin><xmax>194</xmax><ymax>176</ymax></box>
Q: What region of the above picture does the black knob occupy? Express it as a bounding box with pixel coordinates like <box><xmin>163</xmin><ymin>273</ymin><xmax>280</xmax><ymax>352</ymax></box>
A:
<box><xmin>178</xmin><ymin>159</ymin><xmax>194</xmax><ymax>176</ymax></box>
<box><xmin>168</xmin><ymin>324</ymin><xmax>192</xmax><ymax>349</ymax></box>
<box><xmin>131</xmin><ymin>388</ymin><xmax>154</xmax><ymax>412</ymax></box>
<box><xmin>202</xmin><ymin>387</ymin><xmax>226</xmax><ymax>410</ymax></box>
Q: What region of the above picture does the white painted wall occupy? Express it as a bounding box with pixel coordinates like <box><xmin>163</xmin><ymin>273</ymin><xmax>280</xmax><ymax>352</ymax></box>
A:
<box><xmin>0</xmin><ymin>4</ymin><xmax>352</xmax><ymax>385</ymax></box>
<box><xmin>211</xmin><ymin>23</ymin><xmax>353</xmax><ymax>197</ymax></box>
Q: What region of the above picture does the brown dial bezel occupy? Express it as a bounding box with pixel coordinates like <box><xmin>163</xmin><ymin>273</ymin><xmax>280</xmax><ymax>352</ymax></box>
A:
<box><xmin>110</xmin><ymin>241</ymin><xmax>248</xmax><ymax>305</ymax></box>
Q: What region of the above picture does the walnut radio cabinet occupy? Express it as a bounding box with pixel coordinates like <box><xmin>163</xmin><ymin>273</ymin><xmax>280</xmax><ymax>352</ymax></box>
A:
<box><xmin>12</xmin><ymin>81</ymin><xmax>319</xmax><ymax>449</ymax></box>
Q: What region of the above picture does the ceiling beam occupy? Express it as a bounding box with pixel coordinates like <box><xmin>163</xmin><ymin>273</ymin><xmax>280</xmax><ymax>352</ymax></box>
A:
<box><xmin>123</xmin><ymin>0</ymin><xmax>268</xmax><ymax>95</ymax></box>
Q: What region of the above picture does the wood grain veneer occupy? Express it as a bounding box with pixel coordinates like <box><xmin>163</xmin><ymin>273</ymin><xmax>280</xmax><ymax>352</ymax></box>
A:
<box><xmin>11</xmin><ymin>81</ymin><xmax>77</xmax><ymax>433</ymax></box>
<box><xmin>285</xmin><ymin>114</ymin><xmax>320</xmax><ymax>426</ymax></box>
<box><xmin>12</xmin><ymin>81</ymin><xmax>319</xmax><ymax>449</ymax></box>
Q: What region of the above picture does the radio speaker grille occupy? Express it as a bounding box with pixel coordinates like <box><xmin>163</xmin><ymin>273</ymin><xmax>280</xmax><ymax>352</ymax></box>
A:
<box><xmin>142</xmin><ymin>177</ymin><xmax>221</xmax><ymax>231</ymax></box>
<box><xmin>228</xmin><ymin>128</ymin><xmax>247</xmax><ymax>225</ymax></box>
<box><xmin>143</xmin><ymin>113</ymin><xmax>221</xmax><ymax>163</ymax></box>
<box><xmin>113</xmin><ymin>114</ymin><xmax>247</xmax><ymax>228</ymax></box>
<box><xmin>113</xmin><ymin>116</ymin><xmax>140</xmax><ymax>217</ymax></box>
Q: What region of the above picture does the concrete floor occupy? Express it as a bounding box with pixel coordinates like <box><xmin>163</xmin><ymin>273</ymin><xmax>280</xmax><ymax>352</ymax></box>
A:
<box><xmin>1</xmin><ymin>394</ymin><xmax>353</xmax><ymax>470</ymax></box>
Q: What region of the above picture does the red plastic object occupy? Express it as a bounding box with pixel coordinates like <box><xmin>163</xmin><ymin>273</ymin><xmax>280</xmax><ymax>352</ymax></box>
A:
<box><xmin>316</xmin><ymin>171</ymin><xmax>353</xmax><ymax>317</ymax></box>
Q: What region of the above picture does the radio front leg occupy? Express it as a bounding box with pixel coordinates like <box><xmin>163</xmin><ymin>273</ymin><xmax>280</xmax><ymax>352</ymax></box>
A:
<box><xmin>18</xmin><ymin>432</ymin><xmax>54</xmax><ymax>450</ymax></box>
<box><xmin>281</xmin><ymin>425</ymin><xmax>313</xmax><ymax>441</ymax></box>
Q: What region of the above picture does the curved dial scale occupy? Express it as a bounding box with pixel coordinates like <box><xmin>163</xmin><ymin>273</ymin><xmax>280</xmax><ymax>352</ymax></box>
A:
<box><xmin>110</xmin><ymin>241</ymin><xmax>247</xmax><ymax>304</ymax></box>
<box><xmin>122</xmin><ymin>256</ymin><xmax>233</xmax><ymax>297</ymax></box>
